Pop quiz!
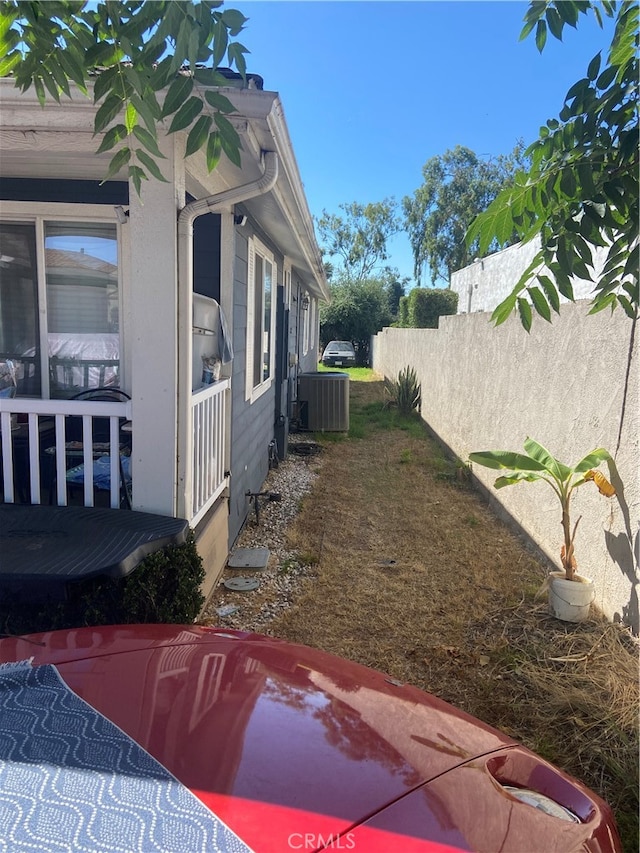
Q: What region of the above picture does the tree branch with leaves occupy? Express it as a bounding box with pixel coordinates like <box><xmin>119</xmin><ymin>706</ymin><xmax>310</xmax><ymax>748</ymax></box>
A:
<box><xmin>467</xmin><ymin>0</ymin><xmax>638</xmax><ymax>330</ymax></box>
<box><xmin>0</xmin><ymin>0</ymin><xmax>251</xmax><ymax>194</ymax></box>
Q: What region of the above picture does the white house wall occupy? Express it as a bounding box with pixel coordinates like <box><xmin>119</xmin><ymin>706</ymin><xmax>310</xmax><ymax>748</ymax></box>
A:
<box><xmin>371</xmin><ymin>305</ymin><xmax>639</xmax><ymax>631</ymax></box>
<box><xmin>450</xmin><ymin>238</ymin><xmax>607</xmax><ymax>315</ymax></box>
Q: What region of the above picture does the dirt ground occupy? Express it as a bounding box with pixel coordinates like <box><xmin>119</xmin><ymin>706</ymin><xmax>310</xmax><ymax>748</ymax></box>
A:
<box><xmin>208</xmin><ymin>377</ymin><xmax>639</xmax><ymax>851</ymax></box>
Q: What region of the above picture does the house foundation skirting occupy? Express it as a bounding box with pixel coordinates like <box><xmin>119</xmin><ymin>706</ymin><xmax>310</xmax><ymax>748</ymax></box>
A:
<box><xmin>193</xmin><ymin>496</ymin><xmax>229</xmax><ymax>603</ymax></box>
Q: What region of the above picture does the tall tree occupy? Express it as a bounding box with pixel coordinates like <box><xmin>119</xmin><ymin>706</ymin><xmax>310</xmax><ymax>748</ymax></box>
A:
<box><xmin>403</xmin><ymin>143</ymin><xmax>527</xmax><ymax>285</ymax></box>
<box><xmin>0</xmin><ymin>1</ymin><xmax>249</xmax><ymax>194</ymax></box>
<box><xmin>316</xmin><ymin>199</ymin><xmax>400</xmax><ymax>284</ymax></box>
<box><xmin>319</xmin><ymin>277</ymin><xmax>392</xmax><ymax>365</ymax></box>
<box><xmin>467</xmin><ymin>0</ymin><xmax>638</xmax><ymax>329</ymax></box>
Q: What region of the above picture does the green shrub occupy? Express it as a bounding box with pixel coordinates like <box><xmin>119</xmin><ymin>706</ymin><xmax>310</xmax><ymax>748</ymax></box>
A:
<box><xmin>405</xmin><ymin>288</ymin><xmax>458</xmax><ymax>328</ymax></box>
<box><xmin>385</xmin><ymin>366</ymin><xmax>422</xmax><ymax>415</ymax></box>
<box><xmin>397</xmin><ymin>295</ymin><xmax>410</xmax><ymax>327</ymax></box>
<box><xmin>120</xmin><ymin>532</ymin><xmax>205</xmax><ymax>623</ymax></box>
<box><xmin>0</xmin><ymin>532</ymin><xmax>205</xmax><ymax>635</ymax></box>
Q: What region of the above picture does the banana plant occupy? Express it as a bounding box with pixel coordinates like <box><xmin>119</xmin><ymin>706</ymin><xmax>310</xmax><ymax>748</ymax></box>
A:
<box><xmin>469</xmin><ymin>438</ymin><xmax>616</xmax><ymax>581</ymax></box>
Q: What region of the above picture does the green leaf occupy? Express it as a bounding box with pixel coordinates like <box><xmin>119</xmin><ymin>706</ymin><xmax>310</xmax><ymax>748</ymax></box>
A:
<box><xmin>0</xmin><ymin>50</ymin><xmax>21</xmax><ymax>77</ymax></box>
<box><xmin>194</xmin><ymin>67</ymin><xmax>233</xmax><ymax>87</ymax></box>
<box><xmin>93</xmin><ymin>66</ymin><xmax>118</xmax><ymax>102</ymax></box>
<box><xmin>132</xmin><ymin>125</ymin><xmax>165</xmax><ymax>158</ymax></box>
<box><xmin>124</xmin><ymin>101</ymin><xmax>137</xmax><ymax>134</ymax></box>
<box><xmin>469</xmin><ymin>450</ymin><xmax>547</xmax><ymax>472</ymax></box>
<box><xmin>57</xmin><ymin>49</ymin><xmax>86</xmax><ymax>91</ymax></box>
<box><xmin>596</xmin><ymin>65</ymin><xmax>617</xmax><ymax>90</ymax></box>
<box><xmin>85</xmin><ymin>40</ymin><xmax>121</xmax><ymax>68</ymax></box>
<box><xmin>535</xmin><ymin>19</ymin><xmax>547</xmax><ymax>52</ymax></box>
<box><xmin>517</xmin><ymin>297</ymin><xmax>532</xmax><ymax>331</ymax></box>
<box><xmin>100</xmin><ymin>146</ymin><xmax>131</xmax><ymax>184</ymax></box>
<box><xmin>587</xmin><ymin>52</ymin><xmax>602</xmax><ymax>81</ymax></box>
<box><xmin>546</xmin><ymin>7</ymin><xmax>564</xmax><ymax>40</ymax></box>
<box><xmin>220</xmin><ymin>9</ymin><xmax>248</xmax><ymax>35</ymax></box>
<box><xmin>94</xmin><ymin>93</ymin><xmax>124</xmax><ymax>133</ymax></box>
<box><xmin>167</xmin><ymin>96</ymin><xmax>203</xmax><ymax>133</ymax></box>
<box><xmin>161</xmin><ymin>75</ymin><xmax>194</xmax><ymax>118</ymax></box>
<box><xmin>519</xmin><ymin>18</ymin><xmax>537</xmax><ymax>41</ymax></box>
<box><xmin>130</xmin><ymin>92</ymin><xmax>160</xmax><ymax>134</ymax></box>
<box><xmin>573</xmin><ymin>447</ymin><xmax>613</xmax><ymax>474</ymax></box>
<box><xmin>617</xmin><ymin>295</ymin><xmax>637</xmax><ymax>319</ymax></box>
<box><xmin>494</xmin><ymin>473</ymin><xmax>545</xmax><ymax>488</ymax></box>
<box><xmin>213</xmin><ymin>111</ymin><xmax>240</xmax><ymax>143</ymax></box>
<box><xmin>538</xmin><ymin>275</ymin><xmax>561</xmax><ymax>313</ymax></box>
<box><xmin>559</xmin><ymin>167</ymin><xmax>577</xmax><ymax>197</ymax></box>
<box><xmin>588</xmin><ymin>292</ymin><xmax>618</xmax><ymax>314</ymax></box>
<box><xmin>523</xmin><ymin>437</ymin><xmax>571</xmax><ymax>482</ymax></box>
<box><xmin>128</xmin><ymin>164</ymin><xmax>146</xmax><ymax>197</ymax></box>
<box><xmin>206</xmin><ymin>130</ymin><xmax>222</xmax><ymax>172</ymax></box>
<box><xmin>528</xmin><ymin>285</ymin><xmax>552</xmax><ymax>321</ymax></box>
<box><xmin>135</xmin><ymin>148</ymin><xmax>168</xmax><ymax>182</ymax></box>
<box><xmin>185</xmin><ymin>114</ymin><xmax>213</xmax><ymax>156</ymax></box>
<box><xmin>227</xmin><ymin>41</ymin><xmax>249</xmax><ymax>78</ymax></box>
<box><xmin>491</xmin><ymin>292</ymin><xmax>518</xmax><ymax>326</ymax></box>
<box><xmin>558</xmin><ymin>1</ymin><xmax>579</xmax><ymax>27</ymax></box>
<box><xmin>219</xmin><ymin>129</ymin><xmax>242</xmax><ymax>168</ymax></box>
<box><xmin>204</xmin><ymin>90</ymin><xmax>237</xmax><ymax>114</ymax></box>
<box><xmin>95</xmin><ymin>123</ymin><xmax>128</xmax><ymax>154</ymax></box>
<box><xmin>212</xmin><ymin>19</ymin><xmax>229</xmax><ymax>68</ymax></box>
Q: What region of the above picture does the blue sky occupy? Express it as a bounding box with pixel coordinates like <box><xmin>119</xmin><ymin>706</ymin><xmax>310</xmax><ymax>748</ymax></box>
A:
<box><xmin>238</xmin><ymin>0</ymin><xmax>615</xmax><ymax>284</ymax></box>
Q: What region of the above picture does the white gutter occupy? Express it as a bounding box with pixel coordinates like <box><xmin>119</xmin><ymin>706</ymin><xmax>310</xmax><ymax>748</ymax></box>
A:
<box><xmin>176</xmin><ymin>150</ymin><xmax>279</xmax><ymax>520</ymax></box>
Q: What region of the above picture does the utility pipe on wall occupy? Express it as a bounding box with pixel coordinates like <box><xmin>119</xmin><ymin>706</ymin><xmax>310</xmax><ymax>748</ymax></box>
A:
<box><xmin>176</xmin><ymin>151</ymin><xmax>279</xmax><ymax>520</ymax></box>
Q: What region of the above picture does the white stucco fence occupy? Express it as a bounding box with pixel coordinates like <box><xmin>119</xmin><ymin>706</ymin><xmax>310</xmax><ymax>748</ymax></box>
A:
<box><xmin>449</xmin><ymin>237</ymin><xmax>607</xmax><ymax>315</ymax></box>
<box><xmin>371</xmin><ymin>303</ymin><xmax>639</xmax><ymax>631</ymax></box>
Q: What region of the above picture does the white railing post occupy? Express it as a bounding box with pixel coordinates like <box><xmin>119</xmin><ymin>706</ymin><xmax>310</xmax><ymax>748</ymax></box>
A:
<box><xmin>0</xmin><ymin>397</ymin><xmax>131</xmax><ymax>509</ymax></box>
<box><xmin>190</xmin><ymin>379</ymin><xmax>230</xmax><ymax>527</ymax></box>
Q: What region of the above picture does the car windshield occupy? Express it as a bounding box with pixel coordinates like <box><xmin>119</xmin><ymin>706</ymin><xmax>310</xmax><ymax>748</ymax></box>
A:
<box><xmin>327</xmin><ymin>342</ymin><xmax>354</xmax><ymax>353</ymax></box>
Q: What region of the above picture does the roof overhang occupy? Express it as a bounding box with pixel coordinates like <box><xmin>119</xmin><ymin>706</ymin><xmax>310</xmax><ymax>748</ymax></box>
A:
<box><xmin>0</xmin><ymin>78</ymin><xmax>328</xmax><ymax>300</ymax></box>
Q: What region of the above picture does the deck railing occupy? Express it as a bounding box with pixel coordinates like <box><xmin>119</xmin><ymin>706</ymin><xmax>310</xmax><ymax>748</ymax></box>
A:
<box><xmin>0</xmin><ymin>397</ymin><xmax>132</xmax><ymax>509</ymax></box>
<box><xmin>190</xmin><ymin>378</ymin><xmax>230</xmax><ymax>527</ymax></box>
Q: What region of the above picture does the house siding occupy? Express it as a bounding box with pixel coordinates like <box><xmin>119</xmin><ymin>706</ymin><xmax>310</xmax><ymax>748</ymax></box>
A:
<box><xmin>228</xmin><ymin>228</ymin><xmax>284</xmax><ymax>546</ymax></box>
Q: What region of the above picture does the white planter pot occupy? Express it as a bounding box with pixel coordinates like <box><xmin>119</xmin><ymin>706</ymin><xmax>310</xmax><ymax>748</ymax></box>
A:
<box><xmin>548</xmin><ymin>572</ymin><xmax>595</xmax><ymax>623</ymax></box>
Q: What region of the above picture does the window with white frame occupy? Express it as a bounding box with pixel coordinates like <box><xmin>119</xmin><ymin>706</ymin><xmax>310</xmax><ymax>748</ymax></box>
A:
<box><xmin>246</xmin><ymin>237</ymin><xmax>276</xmax><ymax>401</ymax></box>
<box><xmin>0</xmin><ymin>212</ymin><xmax>120</xmax><ymax>398</ymax></box>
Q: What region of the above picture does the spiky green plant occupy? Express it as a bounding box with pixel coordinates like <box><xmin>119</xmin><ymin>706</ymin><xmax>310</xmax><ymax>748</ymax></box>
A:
<box><xmin>386</xmin><ymin>366</ymin><xmax>422</xmax><ymax>416</ymax></box>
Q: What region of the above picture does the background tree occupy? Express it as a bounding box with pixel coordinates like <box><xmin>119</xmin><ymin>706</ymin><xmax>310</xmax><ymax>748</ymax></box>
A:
<box><xmin>403</xmin><ymin>143</ymin><xmax>528</xmax><ymax>285</ymax></box>
<box><xmin>0</xmin><ymin>0</ymin><xmax>249</xmax><ymax>193</ymax></box>
<box><xmin>316</xmin><ymin>199</ymin><xmax>401</xmax><ymax>284</ymax></box>
<box><xmin>467</xmin><ymin>0</ymin><xmax>638</xmax><ymax>329</ymax></box>
<box><xmin>397</xmin><ymin>288</ymin><xmax>458</xmax><ymax>329</ymax></box>
<box><xmin>319</xmin><ymin>277</ymin><xmax>392</xmax><ymax>365</ymax></box>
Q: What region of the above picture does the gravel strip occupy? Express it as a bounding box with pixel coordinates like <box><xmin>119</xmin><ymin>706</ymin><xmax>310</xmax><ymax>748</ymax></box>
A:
<box><xmin>200</xmin><ymin>439</ymin><xmax>323</xmax><ymax>633</ymax></box>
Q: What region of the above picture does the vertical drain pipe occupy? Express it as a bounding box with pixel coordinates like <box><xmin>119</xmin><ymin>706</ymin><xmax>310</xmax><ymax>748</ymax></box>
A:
<box><xmin>176</xmin><ymin>151</ymin><xmax>279</xmax><ymax>520</ymax></box>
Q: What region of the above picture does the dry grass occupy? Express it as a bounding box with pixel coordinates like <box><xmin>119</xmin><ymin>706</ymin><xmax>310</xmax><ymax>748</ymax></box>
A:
<box><xmin>268</xmin><ymin>378</ymin><xmax>638</xmax><ymax>851</ymax></box>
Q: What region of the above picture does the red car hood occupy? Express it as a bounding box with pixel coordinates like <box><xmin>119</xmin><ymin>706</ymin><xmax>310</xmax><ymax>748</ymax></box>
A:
<box><xmin>0</xmin><ymin>624</ymin><xmax>619</xmax><ymax>852</ymax></box>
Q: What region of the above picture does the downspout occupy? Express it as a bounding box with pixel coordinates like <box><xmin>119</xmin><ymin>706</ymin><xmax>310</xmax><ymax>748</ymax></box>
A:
<box><xmin>176</xmin><ymin>150</ymin><xmax>279</xmax><ymax>520</ymax></box>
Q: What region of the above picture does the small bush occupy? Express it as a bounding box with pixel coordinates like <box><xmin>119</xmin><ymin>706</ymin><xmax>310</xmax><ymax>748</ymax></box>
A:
<box><xmin>0</xmin><ymin>532</ymin><xmax>205</xmax><ymax>635</ymax></box>
<box><xmin>401</xmin><ymin>288</ymin><xmax>458</xmax><ymax>328</ymax></box>
<box><xmin>385</xmin><ymin>366</ymin><xmax>422</xmax><ymax>415</ymax></box>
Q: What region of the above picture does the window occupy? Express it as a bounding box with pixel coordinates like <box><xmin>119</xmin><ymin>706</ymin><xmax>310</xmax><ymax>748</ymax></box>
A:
<box><xmin>0</xmin><ymin>214</ymin><xmax>120</xmax><ymax>398</ymax></box>
<box><xmin>246</xmin><ymin>238</ymin><xmax>276</xmax><ymax>401</ymax></box>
